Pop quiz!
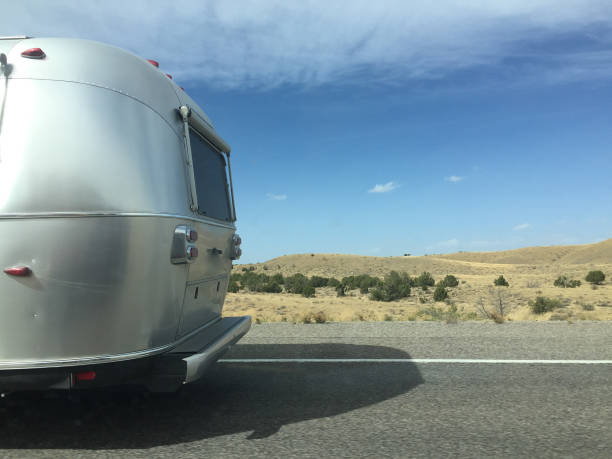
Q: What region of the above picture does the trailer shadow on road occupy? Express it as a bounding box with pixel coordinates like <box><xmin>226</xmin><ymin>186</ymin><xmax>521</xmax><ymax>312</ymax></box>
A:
<box><xmin>0</xmin><ymin>343</ymin><xmax>422</xmax><ymax>449</ymax></box>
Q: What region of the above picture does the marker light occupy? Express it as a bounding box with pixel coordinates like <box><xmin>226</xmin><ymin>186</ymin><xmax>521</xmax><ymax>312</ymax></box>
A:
<box><xmin>3</xmin><ymin>266</ymin><xmax>31</xmax><ymax>277</ymax></box>
<box><xmin>165</xmin><ymin>73</ymin><xmax>173</xmax><ymax>79</ymax></box>
<box><xmin>147</xmin><ymin>59</ymin><xmax>159</xmax><ymax>67</ymax></box>
<box><xmin>21</xmin><ymin>48</ymin><xmax>46</xmax><ymax>59</ymax></box>
<box><xmin>187</xmin><ymin>230</ymin><xmax>198</xmax><ymax>242</ymax></box>
<box><xmin>75</xmin><ymin>371</ymin><xmax>96</xmax><ymax>381</ymax></box>
<box><xmin>231</xmin><ymin>234</ymin><xmax>242</xmax><ymax>260</ymax></box>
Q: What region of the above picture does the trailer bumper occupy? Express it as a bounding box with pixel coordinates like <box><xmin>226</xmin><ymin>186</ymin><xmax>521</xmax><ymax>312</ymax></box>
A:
<box><xmin>145</xmin><ymin>315</ymin><xmax>251</xmax><ymax>392</ymax></box>
<box><xmin>0</xmin><ymin>316</ymin><xmax>251</xmax><ymax>393</ymax></box>
<box><xmin>182</xmin><ymin>315</ymin><xmax>251</xmax><ymax>383</ymax></box>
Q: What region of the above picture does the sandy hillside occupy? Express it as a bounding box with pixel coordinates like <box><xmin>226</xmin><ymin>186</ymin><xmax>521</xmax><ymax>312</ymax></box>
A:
<box><xmin>439</xmin><ymin>238</ymin><xmax>612</xmax><ymax>265</ymax></box>
<box><xmin>226</xmin><ymin>239</ymin><xmax>612</xmax><ymax>323</ymax></box>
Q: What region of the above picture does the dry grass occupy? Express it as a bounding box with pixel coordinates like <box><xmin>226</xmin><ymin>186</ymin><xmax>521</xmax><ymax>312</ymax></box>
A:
<box><xmin>226</xmin><ymin>239</ymin><xmax>612</xmax><ymax>323</ymax></box>
<box><xmin>438</xmin><ymin>238</ymin><xmax>612</xmax><ymax>265</ymax></box>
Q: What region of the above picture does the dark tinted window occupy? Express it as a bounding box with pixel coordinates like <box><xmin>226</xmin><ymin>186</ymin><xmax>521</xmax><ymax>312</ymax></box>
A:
<box><xmin>189</xmin><ymin>129</ymin><xmax>232</xmax><ymax>221</ymax></box>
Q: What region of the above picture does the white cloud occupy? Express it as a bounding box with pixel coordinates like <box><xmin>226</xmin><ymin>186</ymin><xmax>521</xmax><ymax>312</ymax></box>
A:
<box><xmin>368</xmin><ymin>181</ymin><xmax>399</xmax><ymax>193</ymax></box>
<box><xmin>468</xmin><ymin>239</ymin><xmax>502</xmax><ymax>249</ymax></box>
<box><xmin>437</xmin><ymin>238</ymin><xmax>459</xmax><ymax>248</ymax></box>
<box><xmin>513</xmin><ymin>223</ymin><xmax>531</xmax><ymax>231</ymax></box>
<box><xmin>267</xmin><ymin>193</ymin><xmax>287</xmax><ymax>201</ymax></box>
<box><xmin>3</xmin><ymin>1</ymin><xmax>612</xmax><ymax>89</ymax></box>
<box><xmin>444</xmin><ymin>175</ymin><xmax>465</xmax><ymax>183</ymax></box>
<box><xmin>426</xmin><ymin>238</ymin><xmax>459</xmax><ymax>251</ymax></box>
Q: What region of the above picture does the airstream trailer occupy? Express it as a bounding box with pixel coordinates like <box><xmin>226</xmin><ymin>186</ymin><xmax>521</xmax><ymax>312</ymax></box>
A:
<box><xmin>0</xmin><ymin>37</ymin><xmax>250</xmax><ymax>392</ymax></box>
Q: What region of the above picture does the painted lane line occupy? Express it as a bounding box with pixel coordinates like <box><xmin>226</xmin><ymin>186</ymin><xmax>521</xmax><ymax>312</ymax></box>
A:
<box><xmin>218</xmin><ymin>358</ymin><xmax>612</xmax><ymax>364</ymax></box>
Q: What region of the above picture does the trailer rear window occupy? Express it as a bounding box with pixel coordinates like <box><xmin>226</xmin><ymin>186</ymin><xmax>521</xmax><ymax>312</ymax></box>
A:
<box><xmin>189</xmin><ymin>129</ymin><xmax>232</xmax><ymax>221</ymax></box>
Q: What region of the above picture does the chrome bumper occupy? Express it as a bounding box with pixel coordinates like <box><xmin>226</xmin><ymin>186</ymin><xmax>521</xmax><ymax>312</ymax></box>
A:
<box><xmin>181</xmin><ymin>316</ymin><xmax>251</xmax><ymax>384</ymax></box>
<box><xmin>0</xmin><ymin>316</ymin><xmax>251</xmax><ymax>392</ymax></box>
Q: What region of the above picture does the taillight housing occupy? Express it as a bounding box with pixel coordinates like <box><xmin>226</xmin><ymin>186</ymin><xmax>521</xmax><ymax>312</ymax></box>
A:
<box><xmin>187</xmin><ymin>246</ymin><xmax>198</xmax><ymax>259</ymax></box>
<box><xmin>170</xmin><ymin>225</ymin><xmax>199</xmax><ymax>264</ymax></box>
<box><xmin>231</xmin><ymin>234</ymin><xmax>242</xmax><ymax>260</ymax></box>
<box><xmin>187</xmin><ymin>229</ymin><xmax>198</xmax><ymax>242</ymax></box>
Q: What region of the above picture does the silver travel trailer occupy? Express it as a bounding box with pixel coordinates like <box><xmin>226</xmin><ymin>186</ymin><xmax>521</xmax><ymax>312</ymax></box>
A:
<box><xmin>0</xmin><ymin>37</ymin><xmax>250</xmax><ymax>392</ymax></box>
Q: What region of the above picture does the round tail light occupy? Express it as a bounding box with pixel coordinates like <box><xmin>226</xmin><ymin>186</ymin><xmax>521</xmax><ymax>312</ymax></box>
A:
<box><xmin>187</xmin><ymin>229</ymin><xmax>198</xmax><ymax>242</ymax></box>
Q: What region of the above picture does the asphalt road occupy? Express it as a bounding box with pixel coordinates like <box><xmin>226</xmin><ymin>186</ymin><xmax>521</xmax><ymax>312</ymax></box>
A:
<box><xmin>0</xmin><ymin>321</ymin><xmax>611</xmax><ymax>458</ymax></box>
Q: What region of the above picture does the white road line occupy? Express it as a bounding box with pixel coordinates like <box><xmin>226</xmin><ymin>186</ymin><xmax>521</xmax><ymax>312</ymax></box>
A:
<box><xmin>218</xmin><ymin>358</ymin><xmax>612</xmax><ymax>364</ymax></box>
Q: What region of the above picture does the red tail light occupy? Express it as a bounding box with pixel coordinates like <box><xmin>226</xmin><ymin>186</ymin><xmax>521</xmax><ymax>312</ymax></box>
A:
<box><xmin>147</xmin><ymin>59</ymin><xmax>159</xmax><ymax>67</ymax></box>
<box><xmin>187</xmin><ymin>247</ymin><xmax>198</xmax><ymax>258</ymax></box>
<box><xmin>21</xmin><ymin>48</ymin><xmax>46</xmax><ymax>59</ymax></box>
<box><xmin>75</xmin><ymin>371</ymin><xmax>96</xmax><ymax>381</ymax></box>
<box><xmin>3</xmin><ymin>266</ymin><xmax>31</xmax><ymax>277</ymax></box>
<box><xmin>187</xmin><ymin>230</ymin><xmax>198</xmax><ymax>242</ymax></box>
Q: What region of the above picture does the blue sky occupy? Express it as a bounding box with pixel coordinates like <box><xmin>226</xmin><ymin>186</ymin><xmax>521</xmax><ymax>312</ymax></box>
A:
<box><xmin>4</xmin><ymin>1</ymin><xmax>612</xmax><ymax>263</ymax></box>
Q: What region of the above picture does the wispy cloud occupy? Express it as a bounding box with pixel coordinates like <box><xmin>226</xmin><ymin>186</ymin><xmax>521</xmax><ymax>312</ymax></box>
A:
<box><xmin>267</xmin><ymin>193</ymin><xmax>287</xmax><ymax>201</ymax></box>
<box><xmin>469</xmin><ymin>239</ymin><xmax>502</xmax><ymax>249</ymax></box>
<box><xmin>3</xmin><ymin>1</ymin><xmax>612</xmax><ymax>89</ymax></box>
<box><xmin>426</xmin><ymin>238</ymin><xmax>459</xmax><ymax>251</ymax></box>
<box><xmin>368</xmin><ymin>181</ymin><xmax>399</xmax><ymax>193</ymax></box>
<box><xmin>444</xmin><ymin>175</ymin><xmax>465</xmax><ymax>183</ymax></box>
<box><xmin>513</xmin><ymin>223</ymin><xmax>531</xmax><ymax>231</ymax></box>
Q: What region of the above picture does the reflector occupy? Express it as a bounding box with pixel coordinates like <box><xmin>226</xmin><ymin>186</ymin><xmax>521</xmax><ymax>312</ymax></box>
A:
<box><xmin>3</xmin><ymin>266</ymin><xmax>31</xmax><ymax>277</ymax></box>
<box><xmin>76</xmin><ymin>371</ymin><xmax>96</xmax><ymax>381</ymax></box>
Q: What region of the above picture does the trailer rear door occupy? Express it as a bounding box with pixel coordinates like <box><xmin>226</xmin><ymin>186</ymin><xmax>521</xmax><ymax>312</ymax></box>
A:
<box><xmin>177</xmin><ymin>114</ymin><xmax>236</xmax><ymax>337</ymax></box>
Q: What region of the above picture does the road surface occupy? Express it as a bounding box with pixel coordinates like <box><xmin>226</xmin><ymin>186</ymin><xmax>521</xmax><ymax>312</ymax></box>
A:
<box><xmin>0</xmin><ymin>321</ymin><xmax>610</xmax><ymax>458</ymax></box>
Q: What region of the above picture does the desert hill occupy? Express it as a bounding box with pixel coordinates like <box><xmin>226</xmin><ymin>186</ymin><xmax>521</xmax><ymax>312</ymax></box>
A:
<box><xmin>243</xmin><ymin>239</ymin><xmax>612</xmax><ymax>279</ymax></box>
<box><xmin>256</xmin><ymin>253</ymin><xmax>506</xmax><ymax>278</ymax></box>
<box><xmin>230</xmin><ymin>239</ymin><xmax>612</xmax><ymax>323</ymax></box>
<box><xmin>438</xmin><ymin>238</ymin><xmax>612</xmax><ymax>265</ymax></box>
